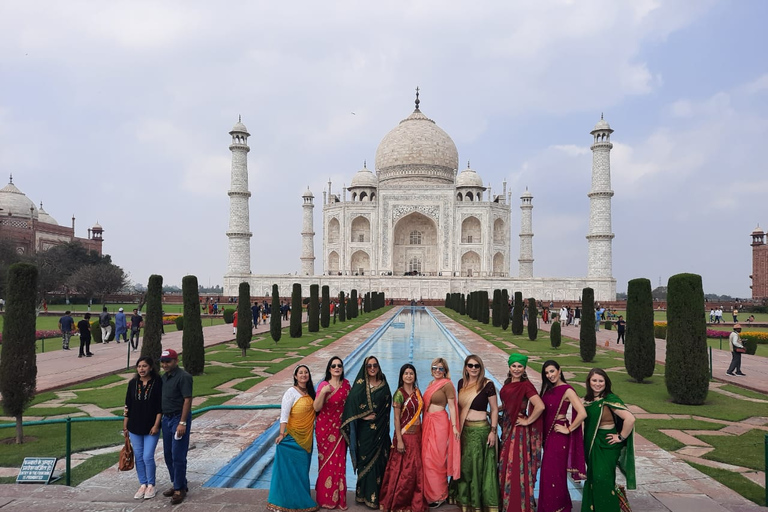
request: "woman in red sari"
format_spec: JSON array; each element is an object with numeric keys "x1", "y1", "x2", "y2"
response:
[
  {"x1": 422, "y1": 357, "x2": 461, "y2": 508},
  {"x1": 314, "y1": 356, "x2": 351, "y2": 510},
  {"x1": 498, "y1": 353, "x2": 544, "y2": 512},
  {"x1": 537, "y1": 360, "x2": 587, "y2": 512},
  {"x1": 379, "y1": 364, "x2": 428, "y2": 512}
]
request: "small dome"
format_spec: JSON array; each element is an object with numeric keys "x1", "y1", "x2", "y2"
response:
[
  {"x1": 230, "y1": 116, "x2": 249, "y2": 135},
  {"x1": 591, "y1": 114, "x2": 612, "y2": 133},
  {"x1": 521, "y1": 187, "x2": 532, "y2": 198},
  {"x1": 456, "y1": 164, "x2": 484, "y2": 188},
  {"x1": 752, "y1": 225, "x2": 764, "y2": 235},
  {"x1": 92, "y1": 222, "x2": 103, "y2": 230},
  {"x1": 0, "y1": 179, "x2": 38, "y2": 219},
  {"x1": 349, "y1": 164, "x2": 378, "y2": 188},
  {"x1": 302, "y1": 187, "x2": 314, "y2": 198},
  {"x1": 38, "y1": 202, "x2": 58, "y2": 225}
]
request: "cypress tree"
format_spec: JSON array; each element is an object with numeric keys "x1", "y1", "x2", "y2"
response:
[
  {"x1": 550, "y1": 320, "x2": 562, "y2": 348},
  {"x1": 290, "y1": 283, "x2": 302, "y2": 338},
  {"x1": 0, "y1": 263, "x2": 38, "y2": 443},
  {"x1": 234, "y1": 281, "x2": 253, "y2": 357},
  {"x1": 350, "y1": 289, "x2": 358, "y2": 318},
  {"x1": 346, "y1": 293, "x2": 353, "y2": 319},
  {"x1": 665, "y1": 273, "x2": 709, "y2": 405},
  {"x1": 321, "y1": 285, "x2": 330, "y2": 328},
  {"x1": 445, "y1": 293, "x2": 450, "y2": 308},
  {"x1": 492, "y1": 289, "x2": 502, "y2": 327},
  {"x1": 364, "y1": 292, "x2": 371, "y2": 313},
  {"x1": 459, "y1": 293, "x2": 466, "y2": 315},
  {"x1": 270, "y1": 284, "x2": 281, "y2": 342},
  {"x1": 339, "y1": 291, "x2": 346, "y2": 322},
  {"x1": 512, "y1": 291, "x2": 524, "y2": 335},
  {"x1": 625, "y1": 278, "x2": 655, "y2": 383},
  {"x1": 182, "y1": 275, "x2": 206, "y2": 374},
  {"x1": 481, "y1": 291, "x2": 490, "y2": 324},
  {"x1": 141, "y1": 274, "x2": 164, "y2": 364},
  {"x1": 308, "y1": 284, "x2": 320, "y2": 332},
  {"x1": 501, "y1": 289, "x2": 510, "y2": 330},
  {"x1": 580, "y1": 287, "x2": 596, "y2": 362},
  {"x1": 527, "y1": 298, "x2": 538, "y2": 340}
]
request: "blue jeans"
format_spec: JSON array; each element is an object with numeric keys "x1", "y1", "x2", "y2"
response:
[
  {"x1": 128, "y1": 432, "x2": 160, "y2": 485},
  {"x1": 161, "y1": 414, "x2": 191, "y2": 490}
]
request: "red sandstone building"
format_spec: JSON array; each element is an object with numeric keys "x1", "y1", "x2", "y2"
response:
[
  {"x1": 0, "y1": 176, "x2": 103, "y2": 256},
  {"x1": 751, "y1": 225, "x2": 767, "y2": 299}
]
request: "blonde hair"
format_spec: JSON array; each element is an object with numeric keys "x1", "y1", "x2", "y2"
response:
[
  {"x1": 462, "y1": 354, "x2": 489, "y2": 393},
  {"x1": 431, "y1": 357, "x2": 450, "y2": 378}
]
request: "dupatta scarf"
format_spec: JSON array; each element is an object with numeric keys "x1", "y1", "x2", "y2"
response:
[
  {"x1": 583, "y1": 392, "x2": 635, "y2": 489},
  {"x1": 422, "y1": 379, "x2": 461, "y2": 503},
  {"x1": 315, "y1": 379, "x2": 351, "y2": 509}
]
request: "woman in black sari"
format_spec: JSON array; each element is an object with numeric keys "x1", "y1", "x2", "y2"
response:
[{"x1": 341, "y1": 355, "x2": 392, "y2": 509}]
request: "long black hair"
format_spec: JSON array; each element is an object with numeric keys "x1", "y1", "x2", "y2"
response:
[
  {"x1": 539, "y1": 359, "x2": 567, "y2": 396},
  {"x1": 323, "y1": 356, "x2": 345, "y2": 383},
  {"x1": 397, "y1": 363, "x2": 418, "y2": 390},
  {"x1": 584, "y1": 367, "x2": 612, "y2": 402},
  {"x1": 294, "y1": 364, "x2": 316, "y2": 399},
  {"x1": 132, "y1": 356, "x2": 159, "y2": 381}
]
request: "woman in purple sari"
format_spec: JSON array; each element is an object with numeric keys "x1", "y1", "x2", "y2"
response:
[{"x1": 537, "y1": 360, "x2": 587, "y2": 512}]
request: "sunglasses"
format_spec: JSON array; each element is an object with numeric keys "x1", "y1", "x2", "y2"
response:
[
  {"x1": 431, "y1": 366, "x2": 445, "y2": 372},
  {"x1": 367, "y1": 363, "x2": 379, "y2": 369},
  {"x1": 466, "y1": 363, "x2": 481, "y2": 369},
  {"x1": 330, "y1": 363, "x2": 343, "y2": 369}
]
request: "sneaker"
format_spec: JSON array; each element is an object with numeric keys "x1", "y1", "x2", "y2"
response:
[
  {"x1": 170, "y1": 489, "x2": 186, "y2": 505},
  {"x1": 735, "y1": 372, "x2": 746, "y2": 376},
  {"x1": 144, "y1": 485, "x2": 156, "y2": 499},
  {"x1": 78, "y1": 354, "x2": 83, "y2": 358},
  {"x1": 86, "y1": 354, "x2": 93, "y2": 357},
  {"x1": 726, "y1": 372, "x2": 735, "y2": 376},
  {"x1": 134, "y1": 485, "x2": 146, "y2": 499}
]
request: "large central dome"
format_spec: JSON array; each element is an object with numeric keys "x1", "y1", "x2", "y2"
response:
[{"x1": 374, "y1": 94, "x2": 459, "y2": 185}]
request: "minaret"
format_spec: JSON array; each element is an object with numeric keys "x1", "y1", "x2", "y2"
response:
[
  {"x1": 301, "y1": 187, "x2": 316, "y2": 275},
  {"x1": 518, "y1": 188, "x2": 534, "y2": 278},
  {"x1": 587, "y1": 114, "x2": 615, "y2": 278},
  {"x1": 226, "y1": 117, "x2": 252, "y2": 276}
]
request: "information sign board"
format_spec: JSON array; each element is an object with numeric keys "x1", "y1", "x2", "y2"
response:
[{"x1": 16, "y1": 457, "x2": 57, "y2": 484}]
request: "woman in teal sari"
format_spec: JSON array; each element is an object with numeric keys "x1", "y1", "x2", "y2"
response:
[
  {"x1": 341, "y1": 356, "x2": 392, "y2": 509},
  {"x1": 581, "y1": 368, "x2": 636, "y2": 512}
]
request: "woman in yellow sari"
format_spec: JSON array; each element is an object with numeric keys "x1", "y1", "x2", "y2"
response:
[{"x1": 267, "y1": 364, "x2": 319, "y2": 512}]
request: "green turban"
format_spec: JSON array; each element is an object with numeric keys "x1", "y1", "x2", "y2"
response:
[{"x1": 508, "y1": 353, "x2": 528, "y2": 367}]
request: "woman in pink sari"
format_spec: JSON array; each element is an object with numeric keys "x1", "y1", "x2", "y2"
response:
[
  {"x1": 422, "y1": 357, "x2": 461, "y2": 508},
  {"x1": 314, "y1": 356, "x2": 351, "y2": 510},
  {"x1": 538, "y1": 360, "x2": 587, "y2": 512}
]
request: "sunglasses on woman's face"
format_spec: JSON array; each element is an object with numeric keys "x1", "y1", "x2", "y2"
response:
[
  {"x1": 330, "y1": 363, "x2": 343, "y2": 369},
  {"x1": 431, "y1": 366, "x2": 445, "y2": 372},
  {"x1": 367, "y1": 363, "x2": 379, "y2": 369},
  {"x1": 466, "y1": 363, "x2": 481, "y2": 369}
]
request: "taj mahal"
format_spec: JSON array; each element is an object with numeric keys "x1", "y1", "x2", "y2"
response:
[{"x1": 223, "y1": 91, "x2": 617, "y2": 301}]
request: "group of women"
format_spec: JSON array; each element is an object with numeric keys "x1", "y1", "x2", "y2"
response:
[{"x1": 266, "y1": 353, "x2": 636, "y2": 512}]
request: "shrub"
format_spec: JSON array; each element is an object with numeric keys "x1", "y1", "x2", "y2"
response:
[
  {"x1": 174, "y1": 316, "x2": 184, "y2": 330},
  {"x1": 308, "y1": 284, "x2": 320, "y2": 333},
  {"x1": 527, "y1": 298, "x2": 538, "y2": 340},
  {"x1": 181, "y1": 275, "x2": 205, "y2": 374},
  {"x1": 459, "y1": 293, "x2": 466, "y2": 315},
  {"x1": 501, "y1": 289, "x2": 510, "y2": 330},
  {"x1": 350, "y1": 289, "x2": 358, "y2": 319},
  {"x1": 492, "y1": 289, "x2": 502, "y2": 327},
  {"x1": 665, "y1": 273, "x2": 709, "y2": 405},
  {"x1": 339, "y1": 291, "x2": 346, "y2": 322},
  {"x1": 653, "y1": 323, "x2": 667, "y2": 340},
  {"x1": 604, "y1": 320, "x2": 613, "y2": 330},
  {"x1": 222, "y1": 309, "x2": 235, "y2": 324},
  {"x1": 270, "y1": 284, "x2": 281, "y2": 342},
  {"x1": 512, "y1": 292, "x2": 524, "y2": 335},
  {"x1": 625, "y1": 278, "x2": 655, "y2": 383},
  {"x1": 580, "y1": 287, "x2": 596, "y2": 362},
  {"x1": 141, "y1": 275, "x2": 163, "y2": 364},
  {"x1": 236, "y1": 281, "x2": 253, "y2": 357},
  {"x1": 480, "y1": 291, "x2": 490, "y2": 324},
  {"x1": 321, "y1": 285, "x2": 330, "y2": 328},
  {"x1": 290, "y1": 283, "x2": 302, "y2": 338},
  {"x1": 550, "y1": 320, "x2": 561, "y2": 348}
]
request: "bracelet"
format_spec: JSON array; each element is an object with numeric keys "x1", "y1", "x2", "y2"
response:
[{"x1": 179, "y1": 421, "x2": 187, "y2": 426}]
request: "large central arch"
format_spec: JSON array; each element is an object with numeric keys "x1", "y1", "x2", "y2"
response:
[{"x1": 392, "y1": 212, "x2": 438, "y2": 275}]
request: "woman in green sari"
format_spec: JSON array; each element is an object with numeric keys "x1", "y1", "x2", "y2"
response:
[
  {"x1": 581, "y1": 368, "x2": 636, "y2": 512},
  {"x1": 341, "y1": 356, "x2": 392, "y2": 509}
]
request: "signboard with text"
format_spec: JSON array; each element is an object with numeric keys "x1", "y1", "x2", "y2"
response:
[{"x1": 16, "y1": 457, "x2": 57, "y2": 484}]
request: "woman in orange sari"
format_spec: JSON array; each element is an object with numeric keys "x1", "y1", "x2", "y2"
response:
[
  {"x1": 422, "y1": 357, "x2": 461, "y2": 508},
  {"x1": 380, "y1": 364, "x2": 428, "y2": 512},
  {"x1": 314, "y1": 356, "x2": 351, "y2": 510}
]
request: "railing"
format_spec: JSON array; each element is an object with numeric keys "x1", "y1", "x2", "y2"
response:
[{"x1": 0, "y1": 404, "x2": 280, "y2": 486}]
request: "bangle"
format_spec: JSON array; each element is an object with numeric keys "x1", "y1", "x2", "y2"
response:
[
  {"x1": 617, "y1": 434, "x2": 624, "y2": 441},
  {"x1": 179, "y1": 421, "x2": 187, "y2": 426}
]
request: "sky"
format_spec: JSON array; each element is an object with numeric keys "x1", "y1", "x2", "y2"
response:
[{"x1": 1, "y1": 0, "x2": 766, "y2": 296}]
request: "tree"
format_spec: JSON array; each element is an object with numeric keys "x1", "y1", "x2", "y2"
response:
[
  {"x1": 339, "y1": 291, "x2": 346, "y2": 322},
  {"x1": 0, "y1": 263, "x2": 38, "y2": 443},
  {"x1": 33, "y1": 241, "x2": 111, "y2": 303},
  {"x1": 445, "y1": 293, "x2": 450, "y2": 308},
  {"x1": 665, "y1": 273, "x2": 709, "y2": 405},
  {"x1": 364, "y1": 292, "x2": 371, "y2": 313},
  {"x1": 290, "y1": 284, "x2": 303, "y2": 338},
  {"x1": 550, "y1": 320, "x2": 562, "y2": 348},
  {"x1": 580, "y1": 287, "x2": 596, "y2": 362},
  {"x1": 321, "y1": 285, "x2": 330, "y2": 328},
  {"x1": 527, "y1": 298, "x2": 538, "y2": 340},
  {"x1": 270, "y1": 284, "x2": 282, "y2": 342},
  {"x1": 625, "y1": 278, "x2": 655, "y2": 383},
  {"x1": 182, "y1": 275, "x2": 205, "y2": 374},
  {"x1": 308, "y1": 284, "x2": 320, "y2": 333},
  {"x1": 492, "y1": 289, "x2": 502, "y2": 327},
  {"x1": 236, "y1": 282, "x2": 253, "y2": 357},
  {"x1": 141, "y1": 275, "x2": 164, "y2": 363},
  {"x1": 512, "y1": 291, "x2": 524, "y2": 335},
  {"x1": 350, "y1": 289, "x2": 358, "y2": 318},
  {"x1": 480, "y1": 291, "x2": 490, "y2": 324},
  {"x1": 501, "y1": 289, "x2": 510, "y2": 330},
  {"x1": 459, "y1": 293, "x2": 466, "y2": 315}
]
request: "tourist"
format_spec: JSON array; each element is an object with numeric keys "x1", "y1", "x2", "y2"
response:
[
  {"x1": 59, "y1": 310, "x2": 74, "y2": 351},
  {"x1": 616, "y1": 315, "x2": 626, "y2": 344},
  {"x1": 159, "y1": 349, "x2": 194, "y2": 505},
  {"x1": 747, "y1": 314, "x2": 755, "y2": 323},
  {"x1": 594, "y1": 308, "x2": 601, "y2": 332},
  {"x1": 709, "y1": 308, "x2": 715, "y2": 323},
  {"x1": 574, "y1": 306, "x2": 581, "y2": 327},
  {"x1": 99, "y1": 306, "x2": 112, "y2": 342},
  {"x1": 542, "y1": 307, "x2": 549, "y2": 324},
  {"x1": 498, "y1": 353, "x2": 544, "y2": 512},
  {"x1": 560, "y1": 306, "x2": 568, "y2": 327},
  {"x1": 380, "y1": 364, "x2": 428, "y2": 512},
  {"x1": 421, "y1": 357, "x2": 460, "y2": 508},
  {"x1": 267, "y1": 364, "x2": 319, "y2": 512},
  {"x1": 115, "y1": 307, "x2": 128, "y2": 343},
  {"x1": 581, "y1": 368, "x2": 636, "y2": 512},
  {"x1": 77, "y1": 313, "x2": 93, "y2": 358},
  {"x1": 123, "y1": 356, "x2": 163, "y2": 500},
  {"x1": 726, "y1": 324, "x2": 746, "y2": 377},
  {"x1": 732, "y1": 306, "x2": 739, "y2": 323},
  {"x1": 537, "y1": 361, "x2": 587, "y2": 512},
  {"x1": 130, "y1": 308, "x2": 143, "y2": 351},
  {"x1": 715, "y1": 307, "x2": 723, "y2": 324},
  {"x1": 341, "y1": 356, "x2": 391, "y2": 509},
  {"x1": 252, "y1": 302, "x2": 260, "y2": 327},
  {"x1": 448, "y1": 355, "x2": 499, "y2": 512},
  {"x1": 314, "y1": 356, "x2": 351, "y2": 510},
  {"x1": 232, "y1": 309, "x2": 238, "y2": 335}
]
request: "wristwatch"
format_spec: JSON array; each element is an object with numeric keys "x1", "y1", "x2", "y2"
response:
[
  {"x1": 617, "y1": 434, "x2": 624, "y2": 441},
  {"x1": 179, "y1": 421, "x2": 187, "y2": 426}
]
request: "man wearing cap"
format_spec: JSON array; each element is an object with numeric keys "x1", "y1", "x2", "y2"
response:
[
  {"x1": 130, "y1": 308, "x2": 143, "y2": 351},
  {"x1": 726, "y1": 324, "x2": 746, "y2": 377},
  {"x1": 159, "y1": 349, "x2": 193, "y2": 505},
  {"x1": 115, "y1": 307, "x2": 128, "y2": 343}
]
